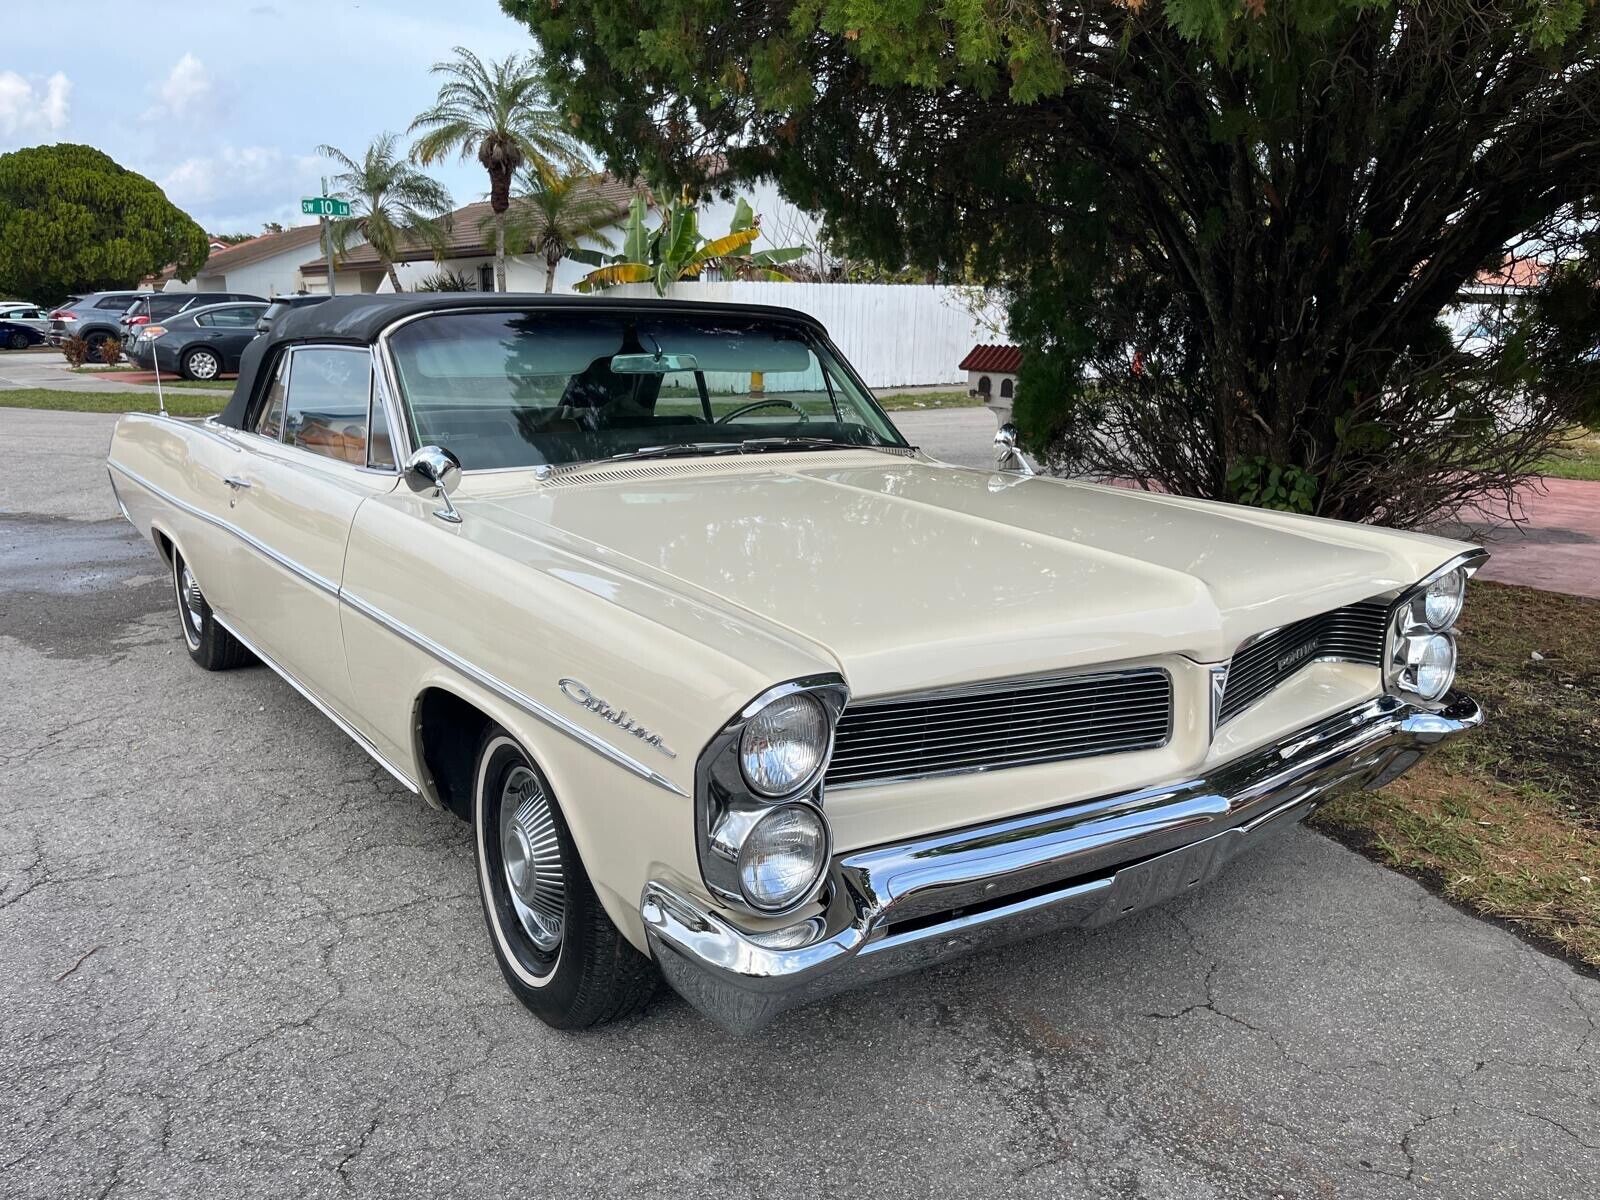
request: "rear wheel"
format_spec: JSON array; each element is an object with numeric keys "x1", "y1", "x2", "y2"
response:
[
  {"x1": 171, "y1": 549, "x2": 251, "y2": 670},
  {"x1": 471, "y1": 729, "x2": 658, "y2": 1029},
  {"x1": 181, "y1": 347, "x2": 221, "y2": 381}
]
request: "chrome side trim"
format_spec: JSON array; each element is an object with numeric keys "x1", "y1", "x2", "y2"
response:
[
  {"x1": 210, "y1": 611, "x2": 420, "y2": 794},
  {"x1": 109, "y1": 461, "x2": 339, "y2": 597},
  {"x1": 114, "y1": 458, "x2": 687, "y2": 796},
  {"x1": 339, "y1": 589, "x2": 690, "y2": 797}
]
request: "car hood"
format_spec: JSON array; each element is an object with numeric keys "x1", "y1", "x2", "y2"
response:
[{"x1": 463, "y1": 452, "x2": 1470, "y2": 698}]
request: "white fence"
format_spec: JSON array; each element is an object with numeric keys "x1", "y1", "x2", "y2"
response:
[{"x1": 610, "y1": 281, "x2": 1006, "y2": 389}]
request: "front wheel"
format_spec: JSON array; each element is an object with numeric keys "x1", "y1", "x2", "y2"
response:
[
  {"x1": 471, "y1": 729, "x2": 658, "y2": 1028},
  {"x1": 7, "y1": 331, "x2": 28, "y2": 351},
  {"x1": 171, "y1": 549, "x2": 251, "y2": 670}
]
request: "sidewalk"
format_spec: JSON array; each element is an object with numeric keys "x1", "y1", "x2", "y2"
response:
[
  {"x1": 1471, "y1": 476, "x2": 1600, "y2": 599},
  {"x1": 0, "y1": 353, "x2": 229, "y2": 397}
]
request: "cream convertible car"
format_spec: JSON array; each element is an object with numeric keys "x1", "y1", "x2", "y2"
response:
[{"x1": 107, "y1": 295, "x2": 1485, "y2": 1032}]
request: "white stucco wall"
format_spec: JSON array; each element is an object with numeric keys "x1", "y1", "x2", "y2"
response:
[{"x1": 968, "y1": 369, "x2": 1017, "y2": 397}]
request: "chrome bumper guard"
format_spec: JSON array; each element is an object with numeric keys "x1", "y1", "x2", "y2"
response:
[{"x1": 642, "y1": 693, "x2": 1482, "y2": 1033}]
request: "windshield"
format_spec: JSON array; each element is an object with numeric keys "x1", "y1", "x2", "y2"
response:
[{"x1": 385, "y1": 310, "x2": 908, "y2": 469}]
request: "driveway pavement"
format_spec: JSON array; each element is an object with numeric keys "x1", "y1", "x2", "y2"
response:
[
  {"x1": 1469, "y1": 477, "x2": 1600, "y2": 600},
  {"x1": 0, "y1": 350, "x2": 227, "y2": 397},
  {"x1": 3, "y1": 407, "x2": 1599, "y2": 1199}
]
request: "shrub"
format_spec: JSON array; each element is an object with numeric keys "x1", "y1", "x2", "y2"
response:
[
  {"x1": 99, "y1": 337, "x2": 124, "y2": 367},
  {"x1": 61, "y1": 335, "x2": 88, "y2": 367},
  {"x1": 413, "y1": 268, "x2": 476, "y2": 292}
]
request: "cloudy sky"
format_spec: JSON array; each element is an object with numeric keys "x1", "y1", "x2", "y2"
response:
[{"x1": 1, "y1": 0, "x2": 543, "y2": 234}]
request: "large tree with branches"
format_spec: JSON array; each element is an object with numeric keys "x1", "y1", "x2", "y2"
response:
[{"x1": 509, "y1": 0, "x2": 1600, "y2": 525}]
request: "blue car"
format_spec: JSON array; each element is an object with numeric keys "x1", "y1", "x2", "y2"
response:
[{"x1": 0, "y1": 320, "x2": 46, "y2": 350}]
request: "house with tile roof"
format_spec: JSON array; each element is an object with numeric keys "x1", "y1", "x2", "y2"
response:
[
  {"x1": 162, "y1": 224, "x2": 340, "y2": 298},
  {"x1": 299, "y1": 176, "x2": 642, "y2": 295}
]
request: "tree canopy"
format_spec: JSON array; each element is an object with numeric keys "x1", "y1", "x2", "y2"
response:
[
  {"x1": 510, "y1": 0, "x2": 1600, "y2": 525},
  {"x1": 0, "y1": 144, "x2": 209, "y2": 302}
]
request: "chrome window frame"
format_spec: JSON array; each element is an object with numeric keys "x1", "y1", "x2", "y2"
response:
[
  {"x1": 239, "y1": 343, "x2": 408, "y2": 477},
  {"x1": 372, "y1": 306, "x2": 910, "y2": 475}
]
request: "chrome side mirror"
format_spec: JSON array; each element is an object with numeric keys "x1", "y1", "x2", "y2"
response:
[
  {"x1": 993, "y1": 423, "x2": 1034, "y2": 476},
  {"x1": 405, "y1": 445, "x2": 463, "y2": 524}
]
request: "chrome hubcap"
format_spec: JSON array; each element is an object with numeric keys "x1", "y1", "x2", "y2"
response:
[
  {"x1": 178, "y1": 563, "x2": 203, "y2": 643},
  {"x1": 498, "y1": 765, "x2": 564, "y2": 952},
  {"x1": 192, "y1": 353, "x2": 218, "y2": 378}
]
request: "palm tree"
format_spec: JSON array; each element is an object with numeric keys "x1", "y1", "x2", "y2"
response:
[
  {"x1": 409, "y1": 46, "x2": 582, "y2": 292},
  {"x1": 316, "y1": 133, "x2": 453, "y2": 293},
  {"x1": 500, "y1": 168, "x2": 626, "y2": 293}
]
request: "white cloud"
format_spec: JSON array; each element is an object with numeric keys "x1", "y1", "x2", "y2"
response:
[
  {"x1": 143, "y1": 54, "x2": 212, "y2": 120},
  {"x1": 0, "y1": 70, "x2": 71, "y2": 138},
  {"x1": 157, "y1": 144, "x2": 323, "y2": 230}
]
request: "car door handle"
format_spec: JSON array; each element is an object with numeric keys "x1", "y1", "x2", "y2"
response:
[{"x1": 224, "y1": 475, "x2": 252, "y2": 490}]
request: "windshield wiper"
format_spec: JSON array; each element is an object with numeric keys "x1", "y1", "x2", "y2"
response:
[
  {"x1": 737, "y1": 436, "x2": 860, "y2": 453},
  {"x1": 609, "y1": 442, "x2": 743, "y2": 462}
]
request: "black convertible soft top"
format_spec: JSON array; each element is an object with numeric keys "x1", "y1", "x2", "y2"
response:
[{"x1": 215, "y1": 293, "x2": 828, "y2": 429}]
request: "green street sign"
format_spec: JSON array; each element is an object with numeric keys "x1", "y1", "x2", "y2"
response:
[{"x1": 301, "y1": 196, "x2": 352, "y2": 218}]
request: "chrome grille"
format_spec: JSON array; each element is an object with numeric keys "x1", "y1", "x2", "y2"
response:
[
  {"x1": 825, "y1": 668, "x2": 1173, "y2": 789},
  {"x1": 1217, "y1": 600, "x2": 1389, "y2": 724}
]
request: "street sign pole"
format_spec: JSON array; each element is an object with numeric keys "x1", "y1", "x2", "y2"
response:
[{"x1": 319, "y1": 176, "x2": 337, "y2": 297}]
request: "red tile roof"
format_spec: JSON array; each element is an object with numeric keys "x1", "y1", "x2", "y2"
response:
[
  {"x1": 959, "y1": 344, "x2": 1022, "y2": 373},
  {"x1": 199, "y1": 224, "x2": 327, "y2": 274}
]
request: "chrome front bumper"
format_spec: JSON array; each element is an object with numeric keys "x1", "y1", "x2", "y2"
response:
[{"x1": 642, "y1": 693, "x2": 1482, "y2": 1033}]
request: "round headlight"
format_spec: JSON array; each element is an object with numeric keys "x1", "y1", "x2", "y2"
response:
[
  {"x1": 1421, "y1": 568, "x2": 1467, "y2": 630},
  {"x1": 737, "y1": 804, "x2": 828, "y2": 911},
  {"x1": 1402, "y1": 633, "x2": 1457, "y2": 700},
  {"x1": 739, "y1": 693, "x2": 829, "y2": 796}
]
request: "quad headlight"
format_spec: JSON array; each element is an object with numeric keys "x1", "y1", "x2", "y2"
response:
[
  {"x1": 736, "y1": 804, "x2": 830, "y2": 911},
  {"x1": 697, "y1": 678, "x2": 848, "y2": 917},
  {"x1": 740, "y1": 693, "x2": 829, "y2": 796},
  {"x1": 1385, "y1": 559, "x2": 1480, "y2": 704},
  {"x1": 1420, "y1": 568, "x2": 1466, "y2": 630}
]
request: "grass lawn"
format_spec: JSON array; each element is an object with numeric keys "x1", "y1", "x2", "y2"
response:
[
  {"x1": 1312, "y1": 581, "x2": 1600, "y2": 967},
  {"x1": 876, "y1": 390, "x2": 984, "y2": 412},
  {"x1": 1535, "y1": 427, "x2": 1600, "y2": 482},
  {"x1": 0, "y1": 389, "x2": 224, "y2": 417}
]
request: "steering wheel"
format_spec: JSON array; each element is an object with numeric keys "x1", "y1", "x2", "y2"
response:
[{"x1": 715, "y1": 398, "x2": 810, "y2": 424}]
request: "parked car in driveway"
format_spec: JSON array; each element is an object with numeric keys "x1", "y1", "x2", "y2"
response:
[
  {"x1": 119, "y1": 291, "x2": 264, "y2": 344},
  {"x1": 253, "y1": 293, "x2": 330, "y2": 335},
  {"x1": 0, "y1": 302, "x2": 50, "y2": 334},
  {"x1": 128, "y1": 302, "x2": 268, "y2": 380},
  {"x1": 105, "y1": 294, "x2": 1487, "y2": 1033},
  {"x1": 0, "y1": 319, "x2": 47, "y2": 350},
  {"x1": 49, "y1": 291, "x2": 151, "y2": 354}
]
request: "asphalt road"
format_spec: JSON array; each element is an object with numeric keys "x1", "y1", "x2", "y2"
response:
[{"x1": 3, "y1": 407, "x2": 1597, "y2": 1199}]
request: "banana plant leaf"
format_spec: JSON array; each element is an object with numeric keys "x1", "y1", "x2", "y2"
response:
[
  {"x1": 620, "y1": 195, "x2": 652, "y2": 265},
  {"x1": 693, "y1": 228, "x2": 761, "y2": 264},
  {"x1": 574, "y1": 261, "x2": 654, "y2": 292},
  {"x1": 750, "y1": 246, "x2": 808, "y2": 266}
]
